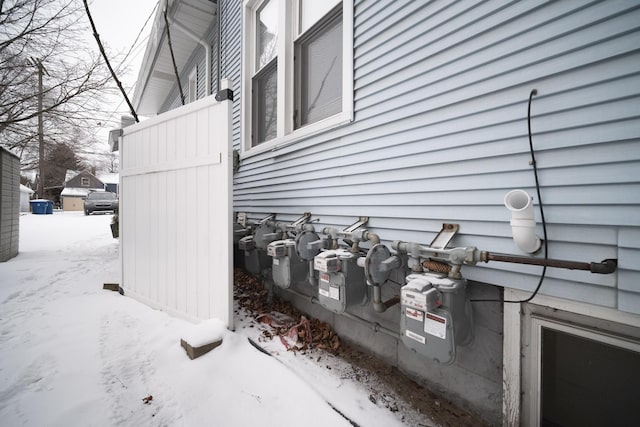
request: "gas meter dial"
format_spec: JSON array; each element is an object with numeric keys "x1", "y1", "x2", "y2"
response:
[
  {"x1": 295, "y1": 230, "x2": 321, "y2": 261},
  {"x1": 364, "y1": 243, "x2": 392, "y2": 286}
]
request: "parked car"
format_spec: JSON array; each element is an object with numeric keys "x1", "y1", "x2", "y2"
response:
[{"x1": 84, "y1": 191, "x2": 118, "y2": 215}]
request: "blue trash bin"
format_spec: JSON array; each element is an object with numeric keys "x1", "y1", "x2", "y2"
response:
[
  {"x1": 30, "y1": 199, "x2": 47, "y2": 214},
  {"x1": 30, "y1": 199, "x2": 53, "y2": 214}
]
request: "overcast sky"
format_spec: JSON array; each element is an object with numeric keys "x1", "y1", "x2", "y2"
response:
[{"x1": 82, "y1": 0, "x2": 159, "y2": 145}]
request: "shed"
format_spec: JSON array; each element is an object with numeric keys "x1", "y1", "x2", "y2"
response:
[{"x1": 0, "y1": 147, "x2": 20, "y2": 262}]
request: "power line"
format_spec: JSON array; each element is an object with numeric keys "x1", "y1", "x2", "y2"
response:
[
  {"x1": 115, "y1": 2, "x2": 158, "y2": 74},
  {"x1": 83, "y1": 0, "x2": 139, "y2": 122},
  {"x1": 93, "y1": 2, "x2": 158, "y2": 138}
]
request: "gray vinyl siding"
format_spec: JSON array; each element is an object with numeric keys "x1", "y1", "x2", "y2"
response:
[
  {"x1": 220, "y1": 0, "x2": 243, "y2": 151},
  {"x1": 232, "y1": 1, "x2": 640, "y2": 314}
]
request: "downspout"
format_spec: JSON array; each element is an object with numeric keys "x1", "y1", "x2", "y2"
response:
[{"x1": 162, "y1": 0, "x2": 212, "y2": 97}]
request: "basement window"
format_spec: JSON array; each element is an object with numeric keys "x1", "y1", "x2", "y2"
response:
[
  {"x1": 242, "y1": 0, "x2": 353, "y2": 154},
  {"x1": 525, "y1": 314, "x2": 640, "y2": 425}
]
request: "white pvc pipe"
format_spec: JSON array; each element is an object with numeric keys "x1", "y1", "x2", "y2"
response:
[{"x1": 504, "y1": 189, "x2": 542, "y2": 254}]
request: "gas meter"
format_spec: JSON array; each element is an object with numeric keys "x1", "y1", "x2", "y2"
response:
[
  {"x1": 238, "y1": 215, "x2": 276, "y2": 276},
  {"x1": 314, "y1": 249, "x2": 368, "y2": 313},
  {"x1": 400, "y1": 272, "x2": 472, "y2": 365},
  {"x1": 267, "y1": 239, "x2": 308, "y2": 289}
]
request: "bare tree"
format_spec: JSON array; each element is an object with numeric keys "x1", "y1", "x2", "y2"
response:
[
  {"x1": 101, "y1": 150, "x2": 119, "y2": 173},
  {"x1": 0, "y1": 0, "x2": 116, "y2": 173}
]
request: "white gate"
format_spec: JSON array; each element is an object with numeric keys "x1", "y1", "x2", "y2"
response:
[{"x1": 119, "y1": 94, "x2": 233, "y2": 328}]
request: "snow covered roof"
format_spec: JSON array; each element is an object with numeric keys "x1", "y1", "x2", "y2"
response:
[
  {"x1": 61, "y1": 187, "x2": 92, "y2": 197},
  {"x1": 97, "y1": 173, "x2": 119, "y2": 184}
]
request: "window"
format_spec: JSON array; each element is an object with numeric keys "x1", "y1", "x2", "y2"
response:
[
  {"x1": 253, "y1": 0, "x2": 278, "y2": 144},
  {"x1": 243, "y1": 0, "x2": 353, "y2": 154},
  {"x1": 81, "y1": 177, "x2": 90, "y2": 187},
  {"x1": 531, "y1": 317, "x2": 640, "y2": 426},
  {"x1": 295, "y1": 7, "x2": 342, "y2": 128},
  {"x1": 505, "y1": 293, "x2": 640, "y2": 426}
]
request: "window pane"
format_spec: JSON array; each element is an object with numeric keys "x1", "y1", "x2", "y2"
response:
[
  {"x1": 541, "y1": 328, "x2": 640, "y2": 426},
  {"x1": 256, "y1": 0, "x2": 278, "y2": 70},
  {"x1": 297, "y1": 13, "x2": 342, "y2": 127},
  {"x1": 253, "y1": 62, "x2": 277, "y2": 145},
  {"x1": 299, "y1": 0, "x2": 341, "y2": 34}
]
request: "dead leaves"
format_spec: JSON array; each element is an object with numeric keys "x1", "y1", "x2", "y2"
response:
[{"x1": 234, "y1": 269, "x2": 341, "y2": 353}]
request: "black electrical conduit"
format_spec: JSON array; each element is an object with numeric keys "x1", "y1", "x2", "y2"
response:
[
  {"x1": 163, "y1": 6, "x2": 186, "y2": 106},
  {"x1": 471, "y1": 89, "x2": 547, "y2": 304},
  {"x1": 83, "y1": 0, "x2": 139, "y2": 123}
]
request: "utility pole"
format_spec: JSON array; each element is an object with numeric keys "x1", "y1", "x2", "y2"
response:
[{"x1": 36, "y1": 58, "x2": 45, "y2": 199}]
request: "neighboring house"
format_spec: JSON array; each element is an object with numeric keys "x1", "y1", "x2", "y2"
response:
[
  {"x1": 19, "y1": 184, "x2": 34, "y2": 212},
  {"x1": 61, "y1": 171, "x2": 105, "y2": 211},
  {"x1": 0, "y1": 147, "x2": 20, "y2": 262},
  {"x1": 97, "y1": 173, "x2": 119, "y2": 195},
  {"x1": 126, "y1": 1, "x2": 640, "y2": 425}
]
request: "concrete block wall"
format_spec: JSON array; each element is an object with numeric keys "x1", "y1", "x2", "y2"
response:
[{"x1": 276, "y1": 276, "x2": 503, "y2": 424}]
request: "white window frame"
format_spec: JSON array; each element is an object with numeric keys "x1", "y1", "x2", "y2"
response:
[
  {"x1": 527, "y1": 316, "x2": 640, "y2": 426},
  {"x1": 503, "y1": 289, "x2": 640, "y2": 426},
  {"x1": 80, "y1": 177, "x2": 90, "y2": 187},
  {"x1": 241, "y1": 0, "x2": 353, "y2": 157}
]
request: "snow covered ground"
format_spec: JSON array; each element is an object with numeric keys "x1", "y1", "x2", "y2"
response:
[{"x1": 0, "y1": 212, "x2": 433, "y2": 426}]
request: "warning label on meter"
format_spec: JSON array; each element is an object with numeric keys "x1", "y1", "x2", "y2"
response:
[
  {"x1": 329, "y1": 284, "x2": 340, "y2": 300},
  {"x1": 424, "y1": 312, "x2": 447, "y2": 339},
  {"x1": 405, "y1": 307, "x2": 424, "y2": 322}
]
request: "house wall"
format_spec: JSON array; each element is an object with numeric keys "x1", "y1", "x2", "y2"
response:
[
  {"x1": 0, "y1": 148, "x2": 20, "y2": 262},
  {"x1": 230, "y1": 0, "x2": 640, "y2": 313},
  {"x1": 219, "y1": 0, "x2": 242, "y2": 149},
  {"x1": 160, "y1": 0, "x2": 640, "y2": 423},
  {"x1": 65, "y1": 172, "x2": 104, "y2": 190}
]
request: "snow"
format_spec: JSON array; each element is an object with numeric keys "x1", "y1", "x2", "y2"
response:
[
  {"x1": 181, "y1": 319, "x2": 225, "y2": 348},
  {"x1": 0, "y1": 212, "x2": 418, "y2": 426},
  {"x1": 60, "y1": 187, "x2": 92, "y2": 197}
]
